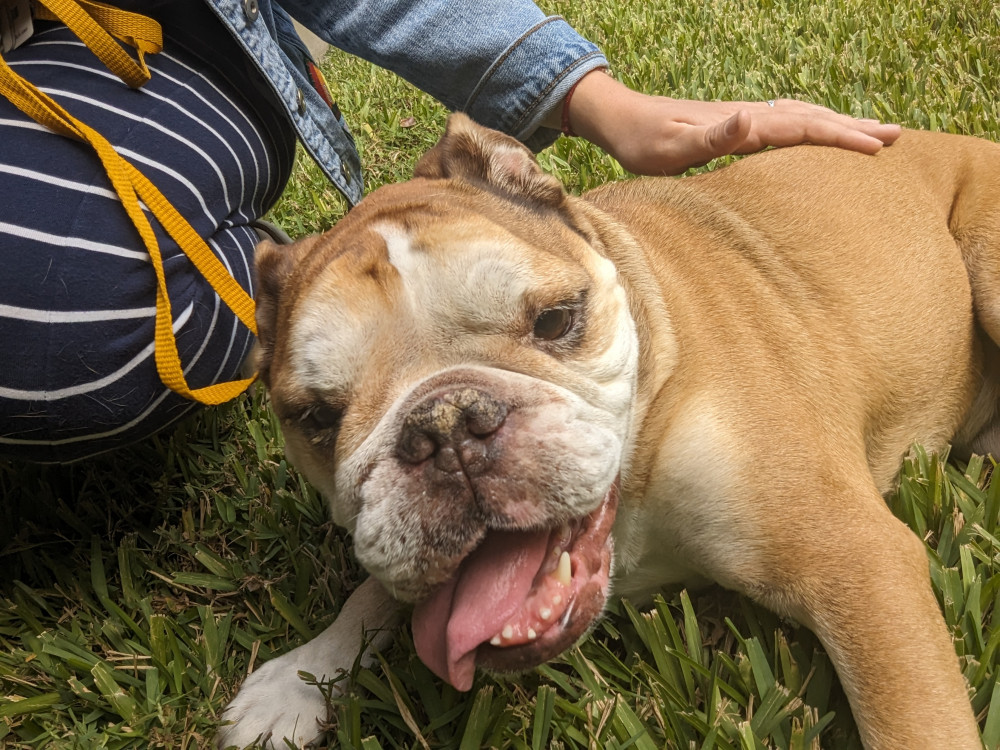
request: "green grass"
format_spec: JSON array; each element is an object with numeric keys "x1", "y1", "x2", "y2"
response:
[{"x1": 2, "y1": 0, "x2": 999, "y2": 747}]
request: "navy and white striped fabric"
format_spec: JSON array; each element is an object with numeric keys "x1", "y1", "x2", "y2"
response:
[{"x1": 0, "y1": 20, "x2": 296, "y2": 462}]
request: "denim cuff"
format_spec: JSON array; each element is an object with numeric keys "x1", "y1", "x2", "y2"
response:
[{"x1": 464, "y1": 16, "x2": 608, "y2": 150}]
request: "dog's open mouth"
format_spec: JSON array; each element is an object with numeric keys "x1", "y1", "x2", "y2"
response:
[{"x1": 411, "y1": 481, "x2": 619, "y2": 690}]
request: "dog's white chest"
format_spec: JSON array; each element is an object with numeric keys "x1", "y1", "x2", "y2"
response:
[{"x1": 611, "y1": 395, "x2": 759, "y2": 600}]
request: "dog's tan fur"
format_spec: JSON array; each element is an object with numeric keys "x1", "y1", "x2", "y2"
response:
[{"x1": 223, "y1": 117, "x2": 998, "y2": 749}]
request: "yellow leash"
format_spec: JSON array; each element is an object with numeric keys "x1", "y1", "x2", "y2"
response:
[{"x1": 0, "y1": 0, "x2": 257, "y2": 405}]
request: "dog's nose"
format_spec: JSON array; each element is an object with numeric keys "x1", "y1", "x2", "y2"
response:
[{"x1": 396, "y1": 387, "x2": 508, "y2": 473}]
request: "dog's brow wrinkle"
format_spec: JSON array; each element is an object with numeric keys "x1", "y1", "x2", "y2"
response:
[{"x1": 375, "y1": 223, "x2": 417, "y2": 276}]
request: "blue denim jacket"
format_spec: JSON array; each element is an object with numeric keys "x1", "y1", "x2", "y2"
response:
[{"x1": 204, "y1": 0, "x2": 608, "y2": 205}]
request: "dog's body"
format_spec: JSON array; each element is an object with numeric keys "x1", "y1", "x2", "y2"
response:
[{"x1": 218, "y1": 116, "x2": 998, "y2": 749}]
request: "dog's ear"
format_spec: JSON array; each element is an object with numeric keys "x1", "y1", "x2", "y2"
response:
[
  {"x1": 414, "y1": 112, "x2": 565, "y2": 207},
  {"x1": 254, "y1": 235, "x2": 320, "y2": 385}
]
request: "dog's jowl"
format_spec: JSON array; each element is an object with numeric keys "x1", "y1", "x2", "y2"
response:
[{"x1": 218, "y1": 114, "x2": 998, "y2": 749}]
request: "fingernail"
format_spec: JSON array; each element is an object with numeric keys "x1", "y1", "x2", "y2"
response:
[{"x1": 724, "y1": 113, "x2": 740, "y2": 137}]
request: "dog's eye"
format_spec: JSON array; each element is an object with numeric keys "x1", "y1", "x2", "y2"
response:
[
  {"x1": 533, "y1": 307, "x2": 574, "y2": 341},
  {"x1": 301, "y1": 403, "x2": 343, "y2": 434}
]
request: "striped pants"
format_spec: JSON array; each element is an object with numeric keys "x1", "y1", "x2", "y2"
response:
[{"x1": 0, "y1": 21, "x2": 296, "y2": 462}]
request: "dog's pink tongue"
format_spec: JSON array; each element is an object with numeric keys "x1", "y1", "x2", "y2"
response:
[{"x1": 412, "y1": 529, "x2": 549, "y2": 691}]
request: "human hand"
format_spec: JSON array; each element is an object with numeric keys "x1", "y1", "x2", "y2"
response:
[{"x1": 556, "y1": 70, "x2": 902, "y2": 176}]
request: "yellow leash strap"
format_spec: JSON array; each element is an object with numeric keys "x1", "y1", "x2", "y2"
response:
[
  {"x1": 32, "y1": 0, "x2": 162, "y2": 87},
  {"x1": 0, "y1": 0, "x2": 257, "y2": 404}
]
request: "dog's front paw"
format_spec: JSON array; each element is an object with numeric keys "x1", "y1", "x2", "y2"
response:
[
  {"x1": 216, "y1": 580, "x2": 402, "y2": 749},
  {"x1": 216, "y1": 651, "x2": 330, "y2": 749}
]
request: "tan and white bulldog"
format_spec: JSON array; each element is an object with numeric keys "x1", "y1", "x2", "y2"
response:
[{"x1": 218, "y1": 114, "x2": 998, "y2": 749}]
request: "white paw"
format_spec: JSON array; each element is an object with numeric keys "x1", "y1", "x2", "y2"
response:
[
  {"x1": 216, "y1": 650, "x2": 331, "y2": 749},
  {"x1": 216, "y1": 579, "x2": 402, "y2": 748}
]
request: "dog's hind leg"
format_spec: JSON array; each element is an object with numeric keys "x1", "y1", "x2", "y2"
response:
[{"x1": 946, "y1": 137, "x2": 1000, "y2": 460}]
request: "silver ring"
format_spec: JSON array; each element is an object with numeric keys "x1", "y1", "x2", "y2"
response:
[{"x1": 765, "y1": 99, "x2": 776, "y2": 107}]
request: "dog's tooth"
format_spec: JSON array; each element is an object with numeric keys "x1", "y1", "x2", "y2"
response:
[
  {"x1": 553, "y1": 594, "x2": 562, "y2": 606},
  {"x1": 527, "y1": 628, "x2": 537, "y2": 640},
  {"x1": 539, "y1": 607, "x2": 552, "y2": 621},
  {"x1": 502, "y1": 625, "x2": 514, "y2": 641},
  {"x1": 490, "y1": 635, "x2": 502, "y2": 646},
  {"x1": 556, "y1": 551, "x2": 571, "y2": 586}
]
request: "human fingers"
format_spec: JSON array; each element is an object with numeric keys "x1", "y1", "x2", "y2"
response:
[
  {"x1": 744, "y1": 99, "x2": 902, "y2": 149},
  {"x1": 732, "y1": 104, "x2": 902, "y2": 155}
]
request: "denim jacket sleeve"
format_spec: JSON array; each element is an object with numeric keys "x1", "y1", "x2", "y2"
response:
[
  {"x1": 285, "y1": 0, "x2": 608, "y2": 146},
  {"x1": 206, "y1": 0, "x2": 608, "y2": 206}
]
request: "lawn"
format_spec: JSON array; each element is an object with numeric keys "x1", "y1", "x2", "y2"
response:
[{"x1": 2, "y1": 0, "x2": 999, "y2": 748}]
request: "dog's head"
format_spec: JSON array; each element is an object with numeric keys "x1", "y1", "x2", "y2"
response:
[{"x1": 255, "y1": 114, "x2": 641, "y2": 690}]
